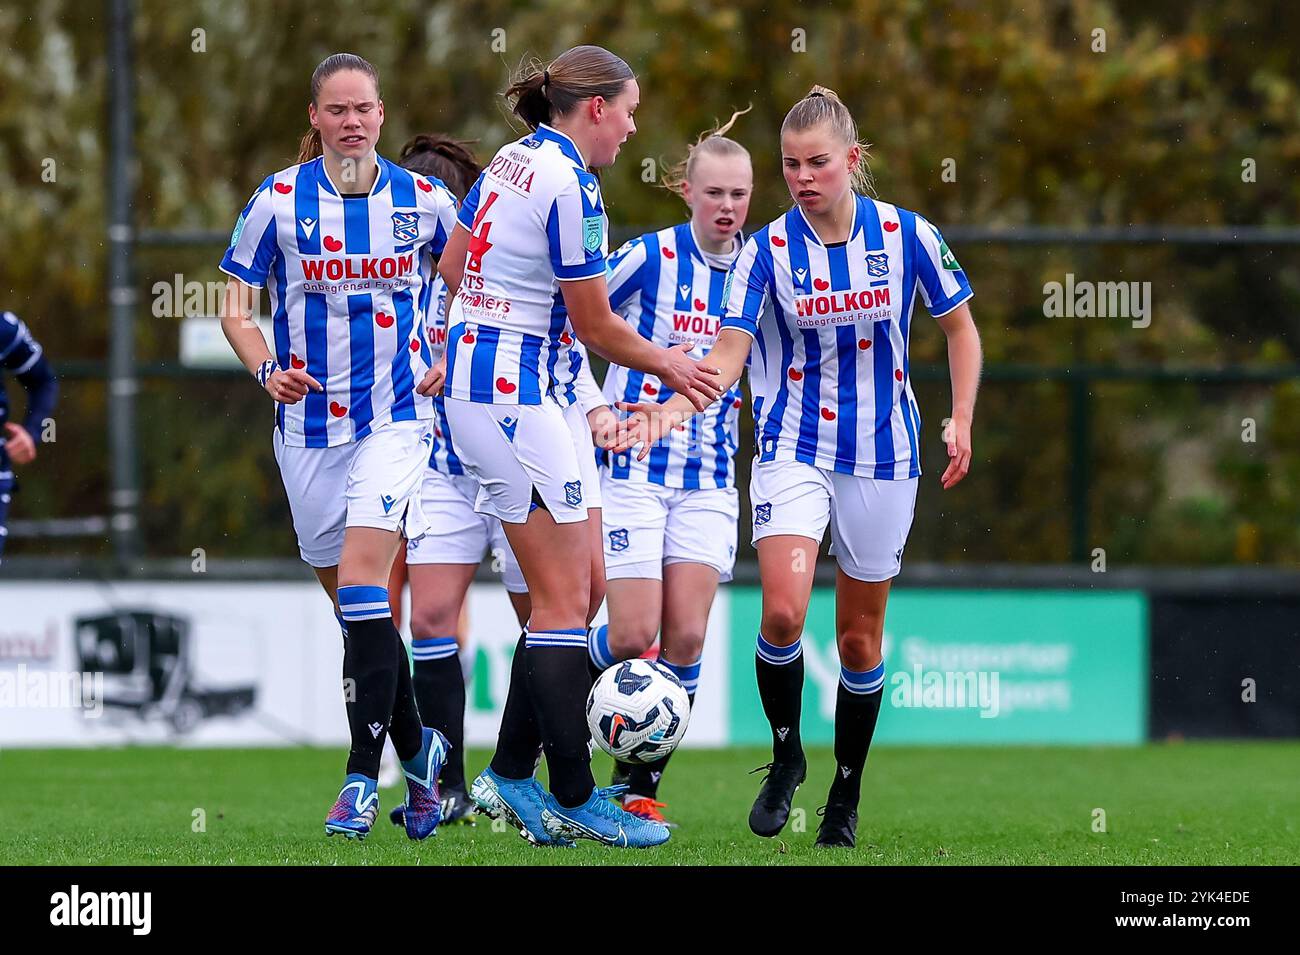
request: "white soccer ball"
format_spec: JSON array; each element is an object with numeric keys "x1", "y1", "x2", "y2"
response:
[{"x1": 586, "y1": 658, "x2": 691, "y2": 764}]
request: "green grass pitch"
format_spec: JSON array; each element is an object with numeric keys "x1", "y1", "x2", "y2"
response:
[{"x1": 1, "y1": 743, "x2": 1295, "y2": 865}]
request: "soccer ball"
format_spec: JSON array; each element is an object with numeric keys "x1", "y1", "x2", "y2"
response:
[{"x1": 586, "y1": 659, "x2": 691, "y2": 764}]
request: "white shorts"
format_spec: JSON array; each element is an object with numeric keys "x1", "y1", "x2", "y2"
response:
[
  {"x1": 441, "y1": 396, "x2": 601, "y2": 525},
  {"x1": 749, "y1": 459, "x2": 918, "y2": 582},
  {"x1": 273, "y1": 418, "x2": 432, "y2": 568},
  {"x1": 405, "y1": 469, "x2": 526, "y2": 593},
  {"x1": 600, "y1": 476, "x2": 738, "y2": 582}
]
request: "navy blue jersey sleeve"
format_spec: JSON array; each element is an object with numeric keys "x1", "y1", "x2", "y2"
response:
[{"x1": 0, "y1": 311, "x2": 58, "y2": 433}]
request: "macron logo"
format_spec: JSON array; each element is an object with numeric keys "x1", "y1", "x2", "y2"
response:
[
  {"x1": 776, "y1": 727, "x2": 789, "y2": 742},
  {"x1": 582, "y1": 181, "x2": 600, "y2": 206},
  {"x1": 299, "y1": 217, "x2": 317, "y2": 239},
  {"x1": 50, "y1": 885, "x2": 151, "y2": 936},
  {"x1": 381, "y1": 494, "x2": 396, "y2": 514},
  {"x1": 368, "y1": 721, "x2": 385, "y2": 738}
]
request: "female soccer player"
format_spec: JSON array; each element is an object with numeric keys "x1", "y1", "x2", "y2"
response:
[
  {"x1": 583, "y1": 112, "x2": 754, "y2": 825},
  {"x1": 219, "y1": 53, "x2": 459, "y2": 841},
  {"x1": 617, "y1": 86, "x2": 982, "y2": 848},
  {"x1": 0, "y1": 310, "x2": 58, "y2": 566},
  {"x1": 425, "y1": 45, "x2": 721, "y2": 848}
]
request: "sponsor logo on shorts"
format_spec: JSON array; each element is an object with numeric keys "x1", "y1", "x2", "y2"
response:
[
  {"x1": 608, "y1": 528, "x2": 629, "y2": 552},
  {"x1": 754, "y1": 502, "x2": 772, "y2": 526},
  {"x1": 381, "y1": 494, "x2": 397, "y2": 514},
  {"x1": 564, "y1": 480, "x2": 583, "y2": 507}
]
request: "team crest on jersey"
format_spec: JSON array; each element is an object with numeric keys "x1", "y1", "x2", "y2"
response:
[
  {"x1": 608, "y1": 528, "x2": 629, "y2": 552},
  {"x1": 754, "y1": 502, "x2": 772, "y2": 526},
  {"x1": 564, "y1": 480, "x2": 583, "y2": 507},
  {"x1": 582, "y1": 216, "x2": 603, "y2": 252},
  {"x1": 866, "y1": 252, "x2": 889, "y2": 278},
  {"x1": 391, "y1": 211, "x2": 420, "y2": 243}
]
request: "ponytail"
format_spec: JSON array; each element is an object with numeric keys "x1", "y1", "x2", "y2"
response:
[
  {"x1": 297, "y1": 127, "x2": 323, "y2": 163},
  {"x1": 505, "y1": 46, "x2": 634, "y2": 131}
]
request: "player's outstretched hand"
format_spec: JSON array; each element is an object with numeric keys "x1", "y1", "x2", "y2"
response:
[
  {"x1": 586, "y1": 405, "x2": 624, "y2": 451},
  {"x1": 3, "y1": 422, "x2": 36, "y2": 465},
  {"x1": 610, "y1": 401, "x2": 688, "y2": 460},
  {"x1": 941, "y1": 414, "x2": 972, "y2": 489},
  {"x1": 417, "y1": 356, "x2": 447, "y2": 397},
  {"x1": 657, "y1": 343, "x2": 721, "y2": 411},
  {"x1": 267, "y1": 367, "x2": 322, "y2": 405}
]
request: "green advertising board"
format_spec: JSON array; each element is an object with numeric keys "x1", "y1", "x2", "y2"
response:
[{"x1": 728, "y1": 588, "x2": 1148, "y2": 745}]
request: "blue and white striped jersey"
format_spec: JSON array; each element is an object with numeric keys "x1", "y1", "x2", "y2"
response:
[
  {"x1": 443, "y1": 124, "x2": 606, "y2": 407},
  {"x1": 219, "y1": 156, "x2": 459, "y2": 448},
  {"x1": 420, "y1": 269, "x2": 464, "y2": 474},
  {"x1": 1, "y1": 311, "x2": 57, "y2": 439},
  {"x1": 601, "y1": 222, "x2": 744, "y2": 488},
  {"x1": 721, "y1": 194, "x2": 972, "y2": 479}
]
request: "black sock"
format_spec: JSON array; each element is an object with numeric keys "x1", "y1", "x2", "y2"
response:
[
  {"x1": 829, "y1": 663, "x2": 886, "y2": 806},
  {"x1": 411, "y1": 636, "x2": 466, "y2": 789},
  {"x1": 755, "y1": 633, "x2": 805, "y2": 764},
  {"x1": 525, "y1": 629, "x2": 596, "y2": 807},
  {"x1": 489, "y1": 632, "x2": 544, "y2": 780},
  {"x1": 626, "y1": 691, "x2": 694, "y2": 800},
  {"x1": 338, "y1": 586, "x2": 401, "y2": 778},
  {"x1": 389, "y1": 631, "x2": 423, "y2": 762}
]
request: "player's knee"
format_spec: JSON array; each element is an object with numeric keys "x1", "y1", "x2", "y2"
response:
[
  {"x1": 661, "y1": 628, "x2": 705, "y2": 664},
  {"x1": 607, "y1": 622, "x2": 657, "y2": 660},
  {"x1": 838, "y1": 631, "x2": 883, "y2": 671},
  {"x1": 760, "y1": 604, "x2": 807, "y2": 645}
]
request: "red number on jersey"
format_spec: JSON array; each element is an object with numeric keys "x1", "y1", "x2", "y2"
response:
[{"x1": 466, "y1": 190, "x2": 500, "y2": 274}]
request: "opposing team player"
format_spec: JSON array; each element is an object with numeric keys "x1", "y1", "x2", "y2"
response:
[
  {"x1": 424, "y1": 46, "x2": 721, "y2": 848},
  {"x1": 219, "y1": 54, "x2": 458, "y2": 840},
  {"x1": 616, "y1": 87, "x2": 982, "y2": 847},
  {"x1": 0, "y1": 311, "x2": 58, "y2": 566},
  {"x1": 583, "y1": 112, "x2": 754, "y2": 825}
]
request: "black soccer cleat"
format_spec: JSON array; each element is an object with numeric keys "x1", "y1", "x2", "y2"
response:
[
  {"x1": 747, "y1": 757, "x2": 807, "y2": 837},
  {"x1": 814, "y1": 801, "x2": 859, "y2": 848}
]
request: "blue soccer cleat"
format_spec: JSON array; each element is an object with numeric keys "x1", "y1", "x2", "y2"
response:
[
  {"x1": 470, "y1": 767, "x2": 574, "y2": 847},
  {"x1": 540, "y1": 784, "x2": 671, "y2": 848},
  {"x1": 324, "y1": 773, "x2": 379, "y2": 840},
  {"x1": 398, "y1": 727, "x2": 450, "y2": 840}
]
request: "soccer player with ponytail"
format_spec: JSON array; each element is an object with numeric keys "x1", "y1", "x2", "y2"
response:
[
  {"x1": 584, "y1": 110, "x2": 754, "y2": 825},
  {"x1": 617, "y1": 86, "x2": 981, "y2": 848},
  {"x1": 220, "y1": 54, "x2": 460, "y2": 840},
  {"x1": 423, "y1": 45, "x2": 721, "y2": 848}
]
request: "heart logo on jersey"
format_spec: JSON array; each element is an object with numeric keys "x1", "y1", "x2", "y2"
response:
[
  {"x1": 692, "y1": 298, "x2": 705, "y2": 312},
  {"x1": 375, "y1": 312, "x2": 394, "y2": 328},
  {"x1": 821, "y1": 407, "x2": 836, "y2": 421},
  {"x1": 643, "y1": 382, "x2": 658, "y2": 395},
  {"x1": 409, "y1": 339, "x2": 420, "y2": 352},
  {"x1": 883, "y1": 221, "x2": 899, "y2": 233},
  {"x1": 496, "y1": 377, "x2": 517, "y2": 394},
  {"x1": 461, "y1": 331, "x2": 476, "y2": 344},
  {"x1": 732, "y1": 397, "x2": 743, "y2": 408},
  {"x1": 274, "y1": 182, "x2": 293, "y2": 194},
  {"x1": 662, "y1": 248, "x2": 676, "y2": 259},
  {"x1": 895, "y1": 369, "x2": 904, "y2": 381},
  {"x1": 416, "y1": 178, "x2": 433, "y2": 192},
  {"x1": 559, "y1": 331, "x2": 573, "y2": 345},
  {"x1": 813, "y1": 278, "x2": 829, "y2": 291},
  {"x1": 858, "y1": 338, "x2": 871, "y2": 350},
  {"x1": 290, "y1": 353, "x2": 306, "y2": 369},
  {"x1": 324, "y1": 235, "x2": 343, "y2": 252},
  {"x1": 771, "y1": 235, "x2": 787, "y2": 247},
  {"x1": 329, "y1": 401, "x2": 348, "y2": 417},
  {"x1": 788, "y1": 368, "x2": 803, "y2": 381}
]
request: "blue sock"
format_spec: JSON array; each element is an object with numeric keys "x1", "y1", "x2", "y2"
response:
[
  {"x1": 656, "y1": 655, "x2": 702, "y2": 695},
  {"x1": 839, "y1": 660, "x2": 886, "y2": 695},
  {"x1": 586, "y1": 624, "x2": 616, "y2": 669}
]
